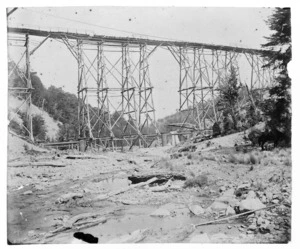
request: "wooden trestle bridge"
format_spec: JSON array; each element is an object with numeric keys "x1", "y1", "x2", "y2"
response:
[{"x1": 7, "y1": 26, "x2": 274, "y2": 149}]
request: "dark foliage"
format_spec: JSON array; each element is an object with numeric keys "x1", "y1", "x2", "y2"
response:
[
  {"x1": 18, "y1": 112, "x2": 47, "y2": 141},
  {"x1": 217, "y1": 66, "x2": 240, "y2": 131},
  {"x1": 261, "y1": 8, "x2": 291, "y2": 145},
  {"x1": 258, "y1": 128, "x2": 288, "y2": 150}
]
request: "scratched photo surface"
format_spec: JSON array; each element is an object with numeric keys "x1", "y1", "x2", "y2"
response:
[{"x1": 7, "y1": 7, "x2": 291, "y2": 244}]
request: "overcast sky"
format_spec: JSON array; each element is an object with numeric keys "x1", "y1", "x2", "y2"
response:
[{"x1": 7, "y1": 7, "x2": 275, "y2": 119}]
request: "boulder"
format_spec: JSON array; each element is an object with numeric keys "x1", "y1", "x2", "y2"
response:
[
  {"x1": 188, "y1": 205, "x2": 205, "y2": 216},
  {"x1": 246, "y1": 190, "x2": 257, "y2": 199},
  {"x1": 210, "y1": 201, "x2": 228, "y2": 211},
  {"x1": 204, "y1": 207, "x2": 212, "y2": 214},
  {"x1": 216, "y1": 195, "x2": 239, "y2": 207},
  {"x1": 248, "y1": 224, "x2": 257, "y2": 231},
  {"x1": 239, "y1": 198, "x2": 265, "y2": 212},
  {"x1": 190, "y1": 233, "x2": 210, "y2": 243},
  {"x1": 226, "y1": 206, "x2": 236, "y2": 216}
]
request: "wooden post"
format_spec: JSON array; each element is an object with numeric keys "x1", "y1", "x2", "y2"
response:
[{"x1": 25, "y1": 34, "x2": 34, "y2": 142}]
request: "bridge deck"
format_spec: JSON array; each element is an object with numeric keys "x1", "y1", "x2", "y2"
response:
[{"x1": 8, "y1": 26, "x2": 268, "y2": 55}]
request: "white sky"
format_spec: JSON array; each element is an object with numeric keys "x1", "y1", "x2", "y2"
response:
[
  {"x1": 2, "y1": 1, "x2": 300, "y2": 249},
  {"x1": 7, "y1": 7, "x2": 274, "y2": 119}
]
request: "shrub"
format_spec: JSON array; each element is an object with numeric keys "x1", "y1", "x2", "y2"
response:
[
  {"x1": 184, "y1": 174, "x2": 208, "y2": 188},
  {"x1": 8, "y1": 119, "x2": 23, "y2": 135},
  {"x1": 248, "y1": 129, "x2": 262, "y2": 146},
  {"x1": 32, "y1": 114, "x2": 47, "y2": 140},
  {"x1": 18, "y1": 112, "x2": 47, "y2": 141}
]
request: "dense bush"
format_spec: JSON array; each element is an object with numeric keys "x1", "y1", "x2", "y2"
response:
[
  {"x1": 19, "y1": 112, "x2": 47, "y2": 141},
  {"x1": 261, "y1": 8, "x2": 291, "y2": 146}
]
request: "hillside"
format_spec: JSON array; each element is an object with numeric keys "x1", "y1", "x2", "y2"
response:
[
  {"x1": 8, "y1": 95, "x2": 61, "y2": 141},
  {"x1": 7, "y1": 132, "x2": 49, "y2": 160}
]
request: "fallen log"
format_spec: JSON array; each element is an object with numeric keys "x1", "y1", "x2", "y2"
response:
[
  {"x1": 194, "y1": 203, "x2": 280, "y2": 227},
  {"x1": 65, "y1": 155, "x2": 108, "y2": 160},
  {"x1": 96, "y1": 177, "x2": 158, "y2": 201},
  {"x1": 8, "y1": 161, "x2": 66, "y2": 167},
  {"x1": 46, "y1": 208, "x2": 122, "y2": 238},
  {"x1": 128, "y1": 173, "x2": 186, "y2": 184},
  {"x1": 150, "y1": 179, "x2": 172, "y2": 192}
]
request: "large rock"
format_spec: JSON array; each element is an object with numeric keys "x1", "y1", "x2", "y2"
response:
[
  {"x1": 246, "y1": 190, "x2": 257, "y2": 200},
  {"x1": 226, "y1": 206, "x2": 236, "y2": 216},
  {"x1": 216, "y1": 195, "x2": 239, "y2": 207},
  {"x1": 216, "y1": 188, "x2": 239, "y2": 207},
  {"x1": 190, "y1": 233, "x2": 210, "y2": 243},
  {"x1": 210, "y1": 201, "x2": 228, "y2": 211},
  {"x1": 188, "y1": 205, "x2": 204, "y2": 216},
  {"x1": 239, "y1": 198, "x2": 265, "y2": 212}
]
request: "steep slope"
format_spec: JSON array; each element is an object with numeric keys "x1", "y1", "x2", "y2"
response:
[{"x1": 8, "y1": 95, "x2": 61, "y2": 140}]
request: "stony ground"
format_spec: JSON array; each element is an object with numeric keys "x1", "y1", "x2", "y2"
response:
[{"x1": 7, "y1": 134, "x2": 291, "y2": 244}]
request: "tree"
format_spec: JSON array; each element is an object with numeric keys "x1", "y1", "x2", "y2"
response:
[
  {"x1": 217, "y1": 65, "x2": 240, "y2": 130},
  {"x1": 32, "y1": 114, "x2": 47, "y2": 141},
  {"x1": 19, "y1": 112, "x2": 47, "y2": 141},
  {"x1": 31, "y1": 73, "x2": 47, "y2": 107},
  {"x1": 261, "y1": 8, "x2": 291, "y2": 144}
]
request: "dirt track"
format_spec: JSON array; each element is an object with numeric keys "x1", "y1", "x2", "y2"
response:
[{"x1": 7, "y1": 140, "x2": 291, "y2": 244}]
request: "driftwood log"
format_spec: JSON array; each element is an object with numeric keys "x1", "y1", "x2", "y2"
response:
[
  {"x1": 8, "y1": 161, "x2": 66, "y2": 167},
  {"x1": 128, "y1": 173, "x2": 186, "y2": 184},
  {"x1": 149, "y1": 179, "x2": 172, "y2": 192},
  {"x1": 194, "y1": 203, "x2": 280, "y2": 227},
  {"x1": 65, "y1": 155, "x2": 108, "y2": 160},
  {"x1": 46, "y1": 207, "x2": 122, "y2": 238},
  {"x1": 96, "y1": 177, "x2": 158, "y2": 201}
]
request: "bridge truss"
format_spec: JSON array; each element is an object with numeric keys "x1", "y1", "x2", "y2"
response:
[{"x1": 7, "y1": 27, "x2": 274, "y2": 148}]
